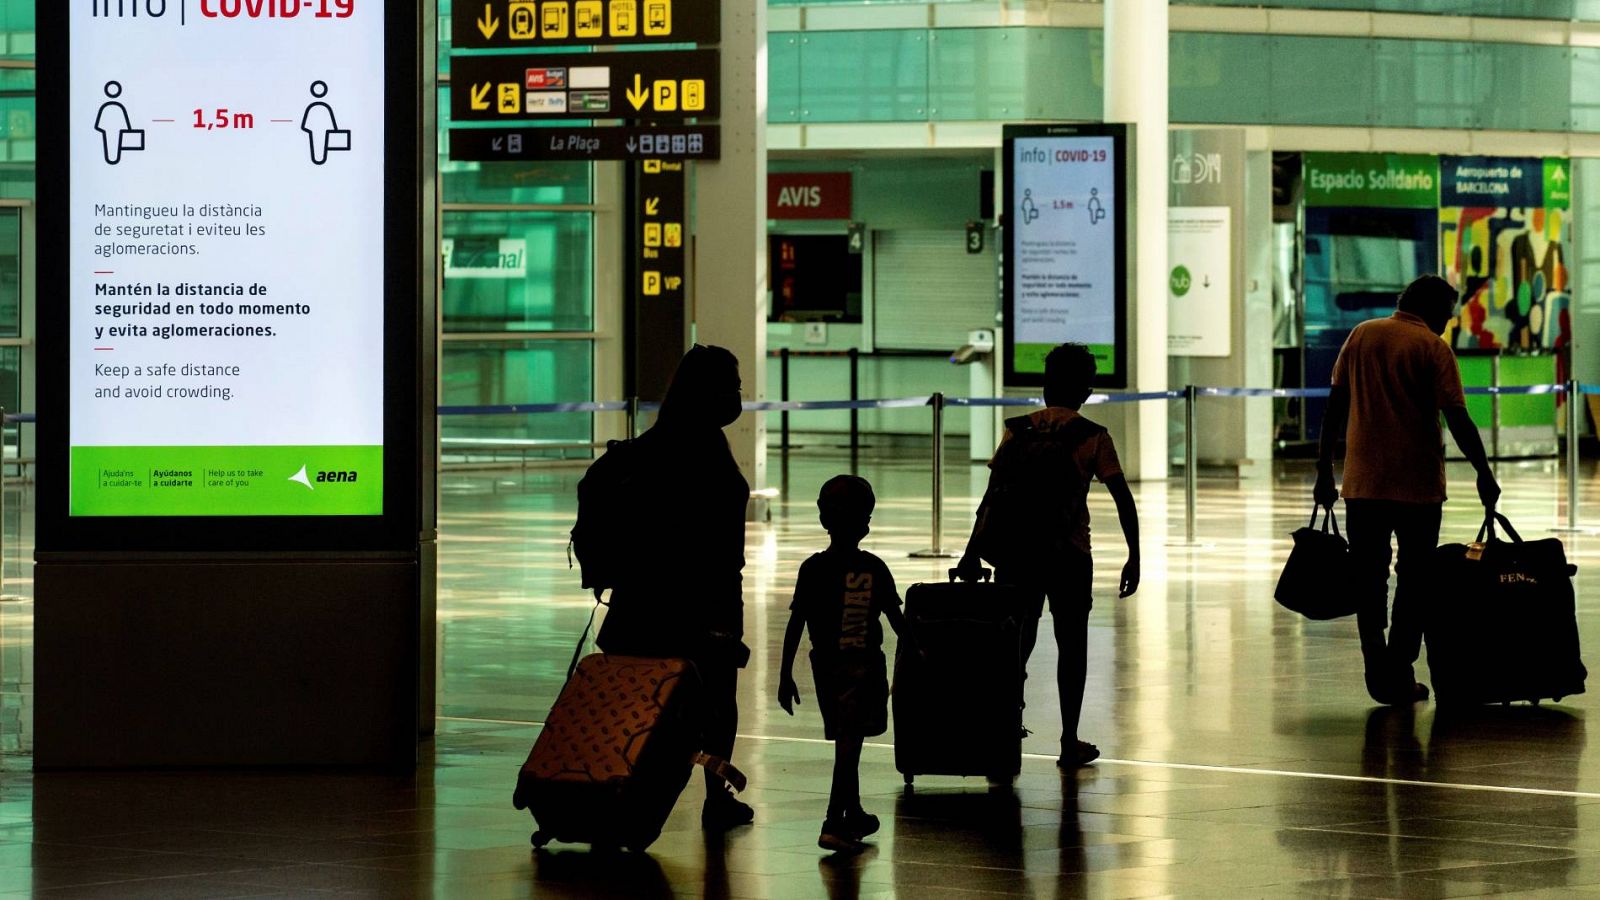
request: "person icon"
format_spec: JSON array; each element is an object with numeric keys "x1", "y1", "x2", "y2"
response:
[
  {"x1": 1020, "y1": 189, "x2": 1040, "y2": 226},
  {"x1": 1087, "y1": 188, "x2": 1106, "y2": 226},
  {"x1": 95, "y1": 81, "x2": 145, "y2": 166},
  {"x1": 300, "y1": 81, "x2": 352, "y2": 166}
]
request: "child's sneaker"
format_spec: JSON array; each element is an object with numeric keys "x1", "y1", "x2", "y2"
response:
[
  {"x1": 819, "y1": 817, "x2": 866, "y2": 853},
  {"x1": 846, "y1": 809, "x2": 880, "y2": 839}
]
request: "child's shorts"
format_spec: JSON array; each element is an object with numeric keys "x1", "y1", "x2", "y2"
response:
[{"x1": 809, "y1": 650, "x2": 888, "y2": 740}]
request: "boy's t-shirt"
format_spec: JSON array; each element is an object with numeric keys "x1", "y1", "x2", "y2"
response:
[
  {"x1": 989, "y1": 407, "x2": 1123, "y2": 556},
  {"x1": 790, "y1": 549, "x2": 901, "y2": 657}
]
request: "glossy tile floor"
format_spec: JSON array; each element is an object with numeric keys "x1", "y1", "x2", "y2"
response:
[{"x1": 3, "y1": 453, "x2": 1600, "y2": 897}]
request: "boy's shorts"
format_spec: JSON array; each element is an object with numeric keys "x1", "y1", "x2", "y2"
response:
[{"x1": 809, "y1": 650, "x2": 888, "y2": 740}]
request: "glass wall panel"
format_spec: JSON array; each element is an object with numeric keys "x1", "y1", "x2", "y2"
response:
[
  {"x1": 440, "y1": 340, "x2": 594, "y2": 461},
  {"x1": 1170, "y1": 32, "x2": 1270, "y2": 124},
  {"x1": 1172, "y1": 0, "x2": 1600, "y2": 19},
  {"x1": 1268, "y1": 36, "x2": 1375, "y2": 127},
  {"x1": 0, "y1": 209, "x2": 18, "y2": 339},
  {"x1": 797, "y1": 30, "x2": 929, "y2": 122},
  {"x1": 1372, "y1": 39, "x2": 1476, "y2": 130},
  {"x1": 1472, "y1": 42, "x2": 1571, "y2": 132},
  {"x1": 1024, "y1": 29, "x2": 1103, "y2": 121},
  {"x1": 770, "y1": 33, "x2": 802, "y2": 124},
  {"x1": 928, "y1": 29, "x2": 1027, "y2": 122},
  {"x1": 442, "y1": 211, "x2": 594, "y2": 333},
  {"x1": 1574, "y1": 48, "x2": 1600, "y2": 133}
]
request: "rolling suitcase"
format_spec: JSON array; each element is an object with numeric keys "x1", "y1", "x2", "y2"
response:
[
  {"x1": 512, "y1": 654, "x2": 745, "y2": 851},
  {"x1": 893, "y1": 570, "x2": 1025, "y2": 786},
  {"x1": 1426, "y1": 513, "x2": 1587, "y2": 706}
]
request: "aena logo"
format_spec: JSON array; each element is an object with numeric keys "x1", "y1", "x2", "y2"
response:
[
  {"x1": 776, "y1": 186, "x2": 824, "y2": 208},
  {"x1": 289, "y1": 465, "x2": 359, "y2": 491}
]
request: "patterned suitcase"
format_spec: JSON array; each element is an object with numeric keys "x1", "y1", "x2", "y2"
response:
[{"x1": 512, "y1": 654, "x2": 744, "y2": 852}]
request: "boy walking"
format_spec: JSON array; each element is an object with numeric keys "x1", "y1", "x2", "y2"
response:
[
  {"x1": 779, "y1": 475, "x2": 907, "y2": 853},
  {"x1": 958, "y1": 343, "x2": 1140, "y2": 769}
]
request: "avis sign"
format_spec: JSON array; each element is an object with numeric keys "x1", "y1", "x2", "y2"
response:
[{"x1": 768, "y1": 173, "x2": 852, "y2": 220}]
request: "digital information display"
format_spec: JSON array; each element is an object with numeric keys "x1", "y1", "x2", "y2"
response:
[
  {"x1": 67, "y1": 1, "x2": 385, "y2": 517},
  {"x1": 1003, "y1": 124, "x2": 1128, "y2": 388}
]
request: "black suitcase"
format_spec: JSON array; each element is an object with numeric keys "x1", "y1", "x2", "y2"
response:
[
  {"x1": 1425, "y1": 513, "x2": 1587, "y2": 706},
  {"x1": 893, "y1": 571, "x2": 1025, "y2": 786}
]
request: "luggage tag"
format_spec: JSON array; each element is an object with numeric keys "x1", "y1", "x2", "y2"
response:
[{"x1": 1465, "y1": 541, "x2": 1486, "y2": 562}]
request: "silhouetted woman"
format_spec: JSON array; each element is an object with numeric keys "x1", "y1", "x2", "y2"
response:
[{"x1": 597, "y1": 345, "x2": 754, "y2": 829}]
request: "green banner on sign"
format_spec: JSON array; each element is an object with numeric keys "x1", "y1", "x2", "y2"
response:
[
  {"x1": 71, "y1": 445, "x2": 383, "y2": 517},
  {"x1": 1304, "y1": 153, "x2": 1440, "y2": 208},
  {"x1": 1544, "y1": 158, "x2": 1572, "y2": 210},
  {"x1": 1014, "y1": 343, "x2": 1115, "y2": 377}
]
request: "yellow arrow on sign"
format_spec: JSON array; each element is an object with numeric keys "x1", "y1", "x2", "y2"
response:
[
  {"x1": 645, "y1": 198, "x2": 661, "y2": 217},
  {"x1": 477, "y1": 3, "x2": 500, "y2": 40},
  {"x1": 470, "y1": 83, "x2": 492, "y2": 110},
  {"x1": 626, "y1": 74, "x2": 650, "y2": 111}
]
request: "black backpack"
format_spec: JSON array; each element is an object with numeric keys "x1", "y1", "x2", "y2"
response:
[
  {"x1": 970, "y1": 414, "x2": 1105, "y2": 571},
  {"x1": 570, "y1": 438, "x2": 645, "y2": 596}
]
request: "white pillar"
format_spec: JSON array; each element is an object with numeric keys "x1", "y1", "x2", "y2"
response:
[
  {"x1": 1104, "y1": 0, "x2": 1169, "y2": 480},
  {"x1": 693, "y1": 0, "x2": 768, "y2": 503}
]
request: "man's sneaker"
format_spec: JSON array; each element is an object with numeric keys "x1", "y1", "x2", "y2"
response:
[
  {"x1": 846, "y1": 809, "x2": 880, "y2": 839},
  {"x1": 702, "y1": 790, "x2": 755, "y2": 831},
  {"x1": 1056, "y1": 740, "x2": 1101, "y2": 769},
  {"x1": 819, "y1": 818, "x2": 866, "y2": 853},
  {"x1": 1374, "y1": 681, "x2": 1431, "y2": 706}
]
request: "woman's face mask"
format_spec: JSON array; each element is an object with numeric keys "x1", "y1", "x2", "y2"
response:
[{"x1": 713, "y1": 376, "x2": 743, "y2": 427}]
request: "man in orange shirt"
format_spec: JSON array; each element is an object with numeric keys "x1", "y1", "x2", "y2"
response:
[{"x1": 1315, "y1": 275, "x2": 1500, "y2": 705}]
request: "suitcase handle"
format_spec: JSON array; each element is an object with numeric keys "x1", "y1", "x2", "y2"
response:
[
  {"x1": 1476, "y1": 512, "x2": 1523, "y2": 544},
  {"x1": 949, "y1": 567, "x2": 992, "y2": 583}
]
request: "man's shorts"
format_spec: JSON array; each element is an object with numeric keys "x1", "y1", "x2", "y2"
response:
[{"x1": 809, "y1": 650, "x2": 888, "y2": 740}]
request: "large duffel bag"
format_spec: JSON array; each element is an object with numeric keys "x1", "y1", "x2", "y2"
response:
[
  {"x1": 894, "y1": 571, "x2": 1025, "y2": 785},
  {"x1": 513, "y1": 654, "x2": 745, "y2": 851},
  {"x1": 1426, "y1": 513, "x2": 1587, "y2": 706}
]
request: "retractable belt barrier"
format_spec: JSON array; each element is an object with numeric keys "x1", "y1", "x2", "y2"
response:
[{"x1": 7, "y1": 383, "x2": 1588, "y2": 551}]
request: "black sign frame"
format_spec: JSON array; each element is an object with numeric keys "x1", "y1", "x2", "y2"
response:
[
  {"x1": 35, "y1": 1, "x2": 422, "y2": 554},
  {"x1": 1001, "y1": 123, "x2": 1130, "y2": 390}
]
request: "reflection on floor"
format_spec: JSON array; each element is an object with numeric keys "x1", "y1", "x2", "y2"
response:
[{"x1": 2, "y1": 455, "x2": 1600, "y2": 897}]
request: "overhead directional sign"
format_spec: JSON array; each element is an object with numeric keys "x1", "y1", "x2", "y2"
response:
[
  {"x1": 454, "y1": 0, "x2": 721, "y2": 50},
  {"x1": 450, "y1": 125, "x2": 721, "y2": 162},
  {"x1": 451, "y1": 50, "x2": 720, "y2": 122}
]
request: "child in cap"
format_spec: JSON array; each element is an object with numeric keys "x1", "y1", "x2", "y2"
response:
[{"x1": 779, "y1": 475, "x2": 907, "y2": 853}]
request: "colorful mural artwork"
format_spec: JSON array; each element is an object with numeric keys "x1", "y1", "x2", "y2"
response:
[{"x1": 1439, "y1": 157, "x2": 1572, "y2": 356}]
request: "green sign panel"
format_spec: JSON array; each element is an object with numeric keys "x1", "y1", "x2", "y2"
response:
[
  {"x1": 1544, "y1": 158, "x2": 1572, "y2": 210},
  {"x1": 1304, "y1": 153, "x2": 1439, "y2": 208}
]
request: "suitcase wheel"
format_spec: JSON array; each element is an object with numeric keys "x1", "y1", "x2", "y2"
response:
[{"x1": 530, "y1": 831, "x2": 551, "y2": 850}]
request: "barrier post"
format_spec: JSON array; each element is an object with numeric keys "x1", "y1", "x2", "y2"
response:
[
  {"x1": 1185, "y1": 385, "x2": 1199, "y2": 545},
  {"x1": 1569, "y1": 379, "x2": 1580, "y2": 530},
  {"x1": 848, "y1": 348, "x2": 860, "y2": 456},
  {"x1": 911, "y1": 392, "x2": 957, "y2": 559},
  {"x1": 780, "y1": 348, "x2": 791, "y2": 452},
  {"x1": 626, "y1": 397, "x2": 639, "y2": 441}
]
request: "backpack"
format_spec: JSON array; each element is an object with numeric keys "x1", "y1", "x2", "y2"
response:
[
  {"x1": 970, "y1": 414, "x2": 1105, "y2": 572},
  {"x1": 570, "y1": 438, "x2": 645, "y2": 595}
]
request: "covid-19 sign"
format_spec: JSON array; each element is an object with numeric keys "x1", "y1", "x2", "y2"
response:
[
  {"x1": 1002, "y1": 124, "x2": 1129, "y2": 388},
  {"x1": 64, "y1": 0, "x2": 387, "y2": 517}
]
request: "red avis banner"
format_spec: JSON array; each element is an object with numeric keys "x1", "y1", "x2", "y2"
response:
[{"x1": 768, "y1": 173, "x2": 852, "y2": 220}]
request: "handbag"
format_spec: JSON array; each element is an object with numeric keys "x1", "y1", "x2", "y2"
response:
[{"x1": 1275, "y1": 505, "x2": 1357, "y2": 620}]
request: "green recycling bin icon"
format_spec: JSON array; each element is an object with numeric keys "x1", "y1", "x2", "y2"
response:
[{"x1": 1170, "y1": 265, "x2": 1192, "y2": 297}]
